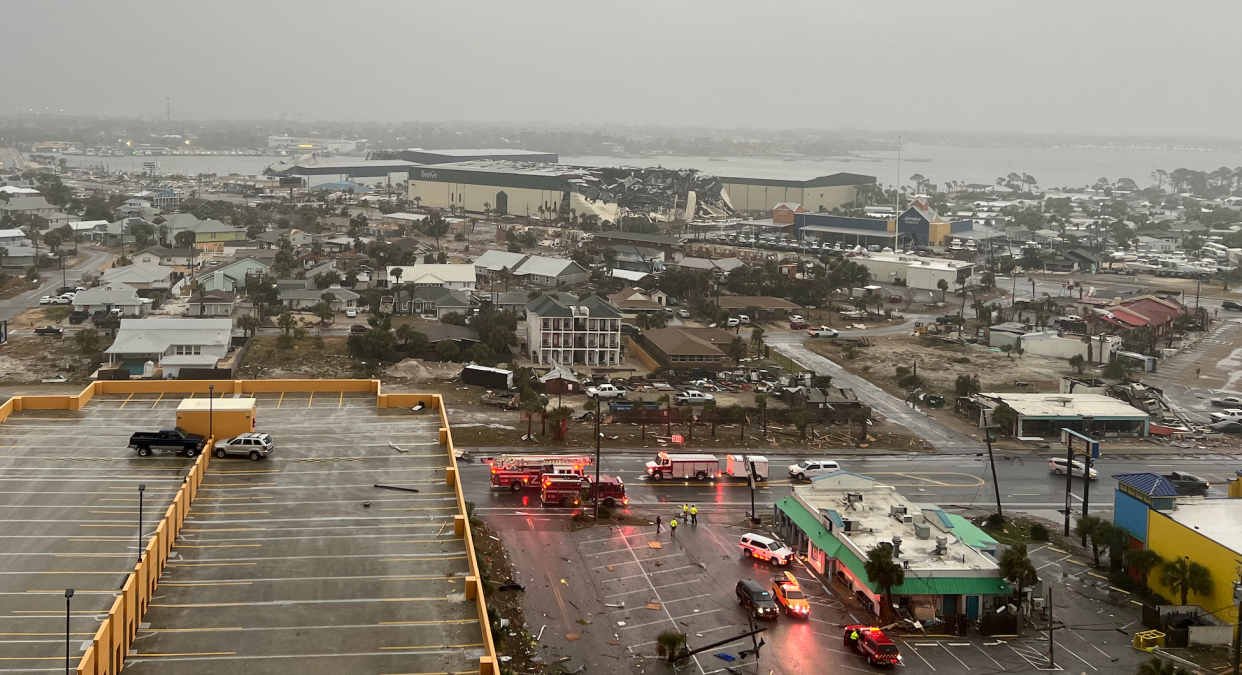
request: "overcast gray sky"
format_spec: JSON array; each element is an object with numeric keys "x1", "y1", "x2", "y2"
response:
[{"x1": 8, "y1": 1, "x2": 1241, "y2": 138}]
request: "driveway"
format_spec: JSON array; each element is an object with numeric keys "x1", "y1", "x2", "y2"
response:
[
  {"x1": 765, "y1": 332, "x2": 984, "y2": 454},
  {"x1": 0, "y1": 248, "x2": 114, "y2": 324}
]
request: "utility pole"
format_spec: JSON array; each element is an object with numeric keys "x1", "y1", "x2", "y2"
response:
[
  {"x1": 1047, "y1": 585, "x2": 1055, "y2": 669},
  {"x1": 1063, "y1": 444, "x2": 1075, "y2": 536},
  {"x1": 985, "y1": 427, "x2": 1002, "y2": 521},
  {"x1": 1080, "y1": 454, "x2": 1093, "y2": 546},
  {"x1": 748, "y1": 459, "x2": 758, "y2": 525},
  {"x1": 593, "y1": 397, "x2": 601, "y2": 520}
]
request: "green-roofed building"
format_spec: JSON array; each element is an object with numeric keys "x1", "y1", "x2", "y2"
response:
[{"x1": 773, "y1": 471, "x2": 1010, "y2": 623}]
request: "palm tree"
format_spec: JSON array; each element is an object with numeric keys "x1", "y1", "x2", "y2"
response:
[
  {"x1": 277, "y1": 308, "x2": 296, "y2": 336},
  {"x1": 863, "y1": 544, "x2": 904, "y2": 622},
  {"x1": 1123, "y1": 549, "x2": 1164, "y2": 592},
  {"x1": 998, "y1": 543, "x2": 1038, "y2": 600},
  {"x1": 389, "y1": 267, "x2": 403, "y2": 310},
  {"x1": 936, "y1": 278, "x2": 949, "y2": 302},
  {"x1": 1158, "y1": 557, "x2": 1213, "y2": 606},
  {"x1": 727, "y1": 336, "x2": 747, "y2": 366},
  {"x1": 1136, "y1": 656, "x2": 1191, "y2": 675},
  {"x1": 237, "y1": 314, "x2": 259, "y2": 337}
]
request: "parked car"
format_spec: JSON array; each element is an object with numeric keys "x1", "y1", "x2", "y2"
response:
[
  {"x1": 129, "y1": 428, "x2": 205, "y2": 457},
  {"x1": 789, "y1": 320, "x2": 809, "y2": 330},
  {"x1": 788, "y1": 315, "x2": 805, "y2": 323},
  {"x1": 738, "y1": 533, "x2": 793, "y2": 565},
  {"x1": 1166, "y1": 471, "x2": 1209, "y2": 496},
  {"x1": 1210, "y1": 409, "x2": 1242, "y2": 423},
  {"x1": 677, "y1": 309, "x2": 690, "y2": 319},
  {"x1": 726, "y1": 318, "x2": 740, "y2": 328},
  {"x1": 1223, "y1": 300, "x2": 1242, "y2": 311},
  {"x1": 737, "y1": 314, "x2": 750, "y2": 325},
  {"x1": 586, "y1": 384, "x2": 627, "y2": 400},
  {"x1": 345, "y1": 308, "x2": 357, "y2": 318},
  {"x1": 48, "y1": 296, "x2": 71, "y2": 305},
  {"x1": 844, "y1": 626, "x2": 901, "y2": 667},
  {"x1": 212, "y1": 433, "x2": 275, "y2": 461},
  {"x1": 350, "y1": 324, "x2": 367, "y2": 334},
  {"x1": 1048, "y1": 457, "x2": 1098, "y2": 480},
  {"x1": 735, "y1": 579, "x2": 780, "y2": 619},
  {"x1": 1208, "y1": 420, "x2": 1242, "y2": 434},
  {"x1": 38, "y1": 296, "x2": 53, "y2": 305},
  {"x1": 807, "y1": 327, "x2": 839, "y2": 338},
  {"x1": 620, "y1": 323, "x2": 640, "y2": 336},
  {"x1": 68, "y1": 310, "x2": 90, "y2": 325},
  {"x1": 787, "y1": 459, "x2": 841, "y2": 480},
  {"x1": 1210, "y1": 396, "x2": 1242, "y2": 407},
  {"x1": 33, "y1": 326, "x2": 64, "y2": 336},
  {"x1": 674, "y1": 390, "x2": 714, "y2": 405}
]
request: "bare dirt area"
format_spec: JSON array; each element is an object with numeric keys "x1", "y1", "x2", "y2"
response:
[
  {"x1": 235, "y1": 335, "x2": 358, "y2": 379},
  {"x1": 0, "y1": 307, "x2": 108, "y2": 384},
  {"x1": 0, "y1": 275, "x2": 38, "y2": 300}
]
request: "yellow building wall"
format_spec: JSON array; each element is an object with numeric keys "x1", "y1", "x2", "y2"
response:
[
  {"x1": 722, "y1": 183, "x2": 858, "y2": 214},
  {"x1": 929, "y1": 221, "x2": 953, "y2": 246},
  {"x1": 1147, "y1": 510, "x2": 1241, "y2": 624}
]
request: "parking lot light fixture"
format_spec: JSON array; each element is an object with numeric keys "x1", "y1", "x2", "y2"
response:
[
  {"x1": 137, "y1": 484, "x2": 146, "y2": 561},
  {"x1": 64, "y1": 589, "x2": 73, "y2": 675},
  {"x1": 208, "y1": 385, "x2": 214, "y2": 439}
]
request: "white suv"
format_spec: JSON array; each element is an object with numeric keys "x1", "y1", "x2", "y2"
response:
[
  {"x1": 739, "y1": 533, "x2": 793, "y2": 565},
  {"x1": 787, "y1": 459, "x2": 841, "y2": 480},
  {"x1": 213, "y1": 433, "x2": 275, "y2": 461}
]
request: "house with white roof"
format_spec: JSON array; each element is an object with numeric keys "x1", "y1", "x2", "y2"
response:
[
  {"x1": 386, "y1": 264, "x2": 477, "y2": 291},
  {"x1": 105, "y1": 318, "x2": 233, "y2": 378},
  {"x1": 100, "y1": 262, "x2": 179, "y2": 292},
  {"x1": 513, "y1": 255, "x2": 588, "y2": 287},
  {"x1": 194, "y1": 257, "x2": 271, "y2": 293},
  {"x1": 72, "y1": 283, "x2": 148, "y2": 317}
]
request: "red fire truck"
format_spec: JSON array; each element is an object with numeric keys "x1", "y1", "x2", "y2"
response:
[
  {"x1": 540, "y1": 475, "x2": 584, "y2": 507},
  {"x1": 489, "y1": 454, "x2": 593, "y2": 491},
  {"x1": 582, "y1": 475, "x2": 628, "y2": 508}
]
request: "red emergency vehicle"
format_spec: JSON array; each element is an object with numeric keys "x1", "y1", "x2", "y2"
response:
[
  {"x1": 540, "y1": 475, "x2": 584, "y2": 507},
  {"x1": 843, "y1": 625, "x2": 901, "y2": 667},
  {"x1": 489, "y1": 454, "x2": 592, "y2": 491},
  {"x1": 582, "y1": 475, "x2": 628, "y2": 508}
]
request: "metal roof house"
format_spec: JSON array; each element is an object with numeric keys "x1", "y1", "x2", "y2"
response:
[{"x1": 104, "y1": 318, "x2": 233, "y2": 378}]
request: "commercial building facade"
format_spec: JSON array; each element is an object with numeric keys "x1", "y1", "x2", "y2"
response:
[{"x1": 720, "y1": 172, "x2": 875, "y2": 214}]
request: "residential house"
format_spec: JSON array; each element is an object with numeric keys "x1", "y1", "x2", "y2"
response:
[
  {"x1": 116, "y1": 198, "x2": 158, "y2": 220},
  {"x1": 670, "y1": 256, "x2": 747, "y2": 278},
  {"x1": 0, "y1": 228, "x2": 36, "y2": 267},
  {"x1": 525, "y1": 292, "x2": 623, "y2": 366},
  {"x1": 0, "y1": 196, "x2": 58, "y2": 221},
  {"x1": 607, "y1": 269, "x2": 655, "y2": 286},
  {"x1": 715, "y1": 296, "x2": 802, "y2": 317},
  {"x1": 608, "y1": 244, "x2": 665, "y2": 273},
  {"x1": 194, "y1": 257, "x2": 272, "y2": 293},
  {"x1": 282, "y1": 286, "x2": 359, "y2": 311},
  {"x1": 256, "y1": 228, "x2": 313, "y2": 249},
  {"x1": 134, "y1": 247, "x2": 202, "y2": 271},
  {"x1": 539, "y1": 363, "x2": 582, "y2": 396},
  {"x1": 635, "y1": 327, "x2": 735, "y2": 371},
  {"x1": 607, "y1": 287, "x2": 668, "y2": 319},
  {"x1": 382, "y1": 212, "x2": 429, "y2": 229},
  {"x1": 421, "y1": 324, "x2": 481, "y2": 351},
  {"x1": 406, "y1": 286, "x2": 471, "y2": 318},
  {"x1": 513, "y1": 255, "x2": 588, "y2": 287},
  {"x1": 386, "y1": 264, "x2": 477, "y2": 291},
  {"x1": 184, "y1": 219, "x2": 246, "y2": 251},
  {"x1": 1086, "y1": 295, "x2": 1185, "y2": 340},
  {"x1": 590, "y1": 231, "x2": 687, "y2": 258},
  {"x1": 72, "y1": 283, "x2": 148, "y2": 317},
  {"x1": 91, "y1": 218, "x2": 154, "y2": 248},
  {"x1": 104, "y1": 318, "x2": 232, "y2": 378},
  {"x1": 100, "y1": 262, "x2": 178, "y2": 292},
  {"x1": 492, "y1": 290, "x2": 532, "y2": 315},
  {"x1": 473, "y1": 250, "x2": 529, "y2": 281},
  {"x1": 185, "y1": 290, "x2": 237, "y2": 317}
]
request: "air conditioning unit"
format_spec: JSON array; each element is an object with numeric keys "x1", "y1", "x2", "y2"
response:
[
  {"x1": 889, "y1": 505, "x2": 907, "y2": 517},
  {"x1": 1031, "y1": 597, "x2": 1046, "y2": 611},
  {"x1": 900, "y1": 514, "x2": 914, "y2": 524},
  {"x1": 914, "y1": 523, "x2": 931, "y2": 540},
  {"x1": 843, "y1": 519, "x2": 859, "y2": 532},
  {"x1": 846, "y1": 493, "x2": 864, "y2": 503}
]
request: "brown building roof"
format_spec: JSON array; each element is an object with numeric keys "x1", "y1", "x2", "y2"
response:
[
  {"x1": 608, "y1": 287, "x2": 662, "y2": 310},
  {"x1": 642, "y1": 327, "x2": 736, "y2": 357}
]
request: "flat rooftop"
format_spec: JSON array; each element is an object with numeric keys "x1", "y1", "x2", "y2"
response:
[
  {"x1": 0, "y1": 388, "x2": 485, "y2": 675},
  {"x1": 1164, "y1": 499, "x2": 1242, "y2": 555},
  {"x1": 980, "y1": 392, "x2": 1148, "y2": 418},
  {"x1": 795, "y1": 481, "x2": 999, "y2": 574}
]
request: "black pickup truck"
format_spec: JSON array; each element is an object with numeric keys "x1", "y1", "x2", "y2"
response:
[{"x1": 129, "y1": 428, "x2": 205, "y2": 457}]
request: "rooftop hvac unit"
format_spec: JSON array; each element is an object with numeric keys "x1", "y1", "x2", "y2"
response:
[
  {"x1": 900, "y1": 514, "x2": 914, "y2": 524},
  {"x1": 846, "y1": 493, "x2": 864, "y2": 503},
  {"x1": 914, "y1": 523, "x2": 931, "y2": 539},
  {"x1": 935, "y1": 536, "x2": 948, "y2": 556},
  {"x1": 889, "y1": 505, "x2": 907, "y2": 517},
  {"x1": 843, "y1": 519, "x2": 859, "y2": 532}
]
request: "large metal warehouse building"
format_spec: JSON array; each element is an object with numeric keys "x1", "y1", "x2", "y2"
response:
[{"x1": 717, "y1": 170, "x2": 876, "y2": 214}]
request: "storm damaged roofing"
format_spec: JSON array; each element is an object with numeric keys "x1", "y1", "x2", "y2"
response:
[{"x1": 408, "y1": 160, "x2": 737, "y2": 221}]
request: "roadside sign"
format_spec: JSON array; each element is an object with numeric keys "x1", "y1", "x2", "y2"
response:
[{"x1": 1060, "y1": 428, "x2": 1100, "y2": 459}]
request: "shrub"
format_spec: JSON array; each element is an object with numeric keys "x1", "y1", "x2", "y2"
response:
[
  {"x1": 954, "y1": 356, "x2": 971, "y2": 364},
  {"x1": 896, "y1": 374, "x2": 922, "y2": 389},
  {"x1": 1030, "y1": 523, "x2": 1050, "y2": 541},
  {"x1": 276, "y1": 334, "x2": 295, "y2": 350},
  {"x1": 984, "y1": 513, "x2": 1004, "y2": 529},
  {"x1": 596, "y1": 506, "x2": 613, "y2": 520},
  {"x1": 312, "y1": 336, "x2": 325, "y2": 350}
]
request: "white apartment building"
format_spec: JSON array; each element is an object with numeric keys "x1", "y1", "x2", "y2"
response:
[{"x1": 525, "y1": 293, "x2": 623, "y2": 366}]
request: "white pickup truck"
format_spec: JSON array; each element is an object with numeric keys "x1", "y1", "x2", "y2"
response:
[
  {"x1": 586, "y1": 383, "x2": 627, "y2": 400},
  {"x1": 675, "y1": 390, "x2": 714, "y2": 405}
]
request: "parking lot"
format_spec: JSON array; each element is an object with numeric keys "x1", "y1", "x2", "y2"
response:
[
  {"x1": 0, "y1": 389, "x2": 489, "y2": 675},
  {"x1": 489, "y1": 504, "x2": 1149, "y2": 675}
]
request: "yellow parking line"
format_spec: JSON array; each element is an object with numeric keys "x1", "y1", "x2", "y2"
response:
[
  {"x1": 278, "y1": 391, "x2": 285, "y2": 408},
  {"x1": 177, "y1": 543, "x2": 263, "y2": 548},
  {"x1": 378, "y1": 507, "x2": 458, "y2": 511},
  {"x1": 119, "y1": 392, "x2": 135, "y2": 409},
  {"x1": 201, "y1": 483, "x2": 277, "y2": 487},
  {"x1": 379, "y1": 576, "x2": 460, "y2": 581},
  {"x1": 179, "y1": 528, "x2": 267, "y2": 533},
  {"x1": 189, "y1": 392, "x2": 195, "y2": 398},
  {"x1": 379, "y1": 620, "x2": 476, "y2": 626},
  {"x1": 27, "y1": 590, "x2": 115, "y2": 594},
  {"x1": 133, "y1": 652, "x2": 236, "y2": 657},
  {"x1": 379, "y1": 556, "x2": 467, "y2": 562},
  {"x1": 166, "y1": 562, "x2": 257, "y2": 567},
  {"x1": 189, "y1": 512, "x2": 269, "y2": 516},
  {"x1": 195, "y1": 496, "x2": 273, "y2": 500},
  {"x1": 339, "y1": 391, "x2": 344, "y2": 407},
  {"x1": 0, "y1": 632, "x2": 96, "y2": 636},
  {"x1": 380, "y1": 538, "x2": 464, "y2": 544},
  {"x1": 209, "y1": 470, "x2": 279, "y2": 475},
  {"x1": 162, "y1": 582, "x2": 253, "y2": 587},
  {"x1": 151, "y1": 392, "x2": 164, "y2": 409},
  {"x1": 308, "y1": 391, "x2": 314, "y2": 407},
  {"x1": 143, "y1": 627, "x2": 244, "y2": 632},
  {"x1": 379, "y1": 643, "x2": 484, "y2": 651},
  {"x1": 1067, "y1": 559, "x2": 1088, "y2": 567}
]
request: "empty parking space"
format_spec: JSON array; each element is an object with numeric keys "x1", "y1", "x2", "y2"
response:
[
  {"x1": 0, "y1": 389, "x2": 488, "y2": 675},
  {"x1": 0, "y1": 407, "x2": 190, "y2": 670}
]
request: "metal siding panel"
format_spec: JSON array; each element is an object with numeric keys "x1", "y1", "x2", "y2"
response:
[{"x1": 1112, "y1": 490, "x2": 1149, "y2": 542}]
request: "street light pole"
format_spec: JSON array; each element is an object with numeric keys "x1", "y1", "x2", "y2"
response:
[
  {"x1": 985, "y1": 427, "x2": 1002, "y2": 521},
  {"x1": 137, "y1": 484, "x2": 146, "y2": 561},
  {"x1": 64, "y1": 588, "x2": 74, "y2": 675},
  {"x1": 593, "y1": 398, "x2": 601, "y2": 521}
]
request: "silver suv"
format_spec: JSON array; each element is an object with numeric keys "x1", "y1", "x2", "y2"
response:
[{"x1": 213, "y1": 433, "x2": 275, "y2": 461}]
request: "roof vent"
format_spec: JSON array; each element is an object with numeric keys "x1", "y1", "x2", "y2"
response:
[{"x1": 935, "y1": 536, "x2": 948, "y2": 556}]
